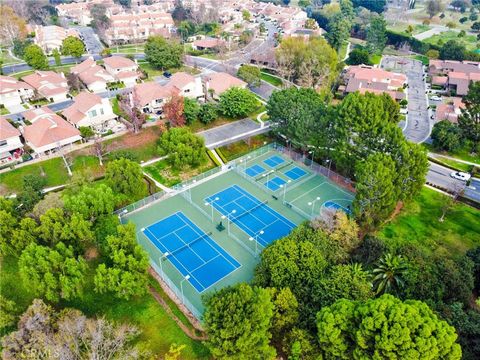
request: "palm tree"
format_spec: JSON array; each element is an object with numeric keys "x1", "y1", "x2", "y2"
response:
[{"x1": 372, "y1": 254, "x2": 408, "y2": 295}]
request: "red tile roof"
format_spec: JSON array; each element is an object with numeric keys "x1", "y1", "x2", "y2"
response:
[
  {"x1": 0, "y1": 116, "x2": 20, "y2": 141},
  {"x1": 204, "y1": 72, "x2": 246, "y2": 95},
  {"x1": 63, "y1": 91, "x2": 102, "y2": 125}
]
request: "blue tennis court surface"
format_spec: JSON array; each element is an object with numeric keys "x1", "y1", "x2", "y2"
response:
[
  {"x1": 264, "y1": 155, "x2": 285, "y2": 168},
  {"x1": 205, "y1": 185, "x2": 295, "y2": 247},
  {"x1": 265, "y1": 176, "x2": 286, "y2": 191},
  {"x1": 324, "y1": 201, "x2": 352, "y2": 215},
  {"x1": 143, "y1": 212, "x2": 240, "y2": 292},
  {"x1": 246, "y1": 164, "x2": 265, "y2": 177},
  {"x1": 285, "y1": 166, "x2": 307, "y2": 180}
]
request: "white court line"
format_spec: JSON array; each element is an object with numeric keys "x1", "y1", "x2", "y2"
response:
[{"x1": 289, "y1": 181, "x2": 327, "y2": 204}]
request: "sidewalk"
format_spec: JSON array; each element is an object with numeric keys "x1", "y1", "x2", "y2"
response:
[{"x1": 428, "y1": 152, "x2": 479, "y2": 167}]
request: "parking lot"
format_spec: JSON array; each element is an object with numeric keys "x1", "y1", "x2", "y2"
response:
[
  {"x1": 72, "y1": 26, "x2": 103, "y2": 54},
  {"x1": 381, "y1": 56, "x2": 431, "y2": 143}
]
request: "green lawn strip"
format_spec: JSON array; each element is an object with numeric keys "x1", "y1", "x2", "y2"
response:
[
  {"x1": 423, "y1": 143, "x2": 480, "y2": 164},
  {"x1": 260, "y1": 72, "x2": 282, "y2": 87},
  {"x1": 217, "y1": 134, "x2": 274, "y2": 161},
  {"x1": 0, "y1": 106, "x2": 10, "y2": 115},
  {"x1": 422, "y1": 31, "x2": 478, "y2": 51},
  {"x1": 414, "y1": 55, "x2": 429, "y2": 66},
  {"x1": 338, "y1": 41, "x2": 348, "y2": 60},
  {"x1": 430, "y1": 156, "x2": 473, "y2": 173},
  {"x1": 378, "y1": 188, "x2": 480, "y2": 257},
  {"x1": 0, "y1": 157, "x2": 70, "y2": 194},
  {"x1": 139, "y1": 62, "x2": 201, "y2": 79},
  {"x1": 370, "y1": 54, "x2": 382, "y2": 65}
]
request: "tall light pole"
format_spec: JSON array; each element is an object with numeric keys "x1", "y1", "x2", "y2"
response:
[
  {"x1": 308, "y1": 149, "x2": 315, "y2": 168},
  {"x1": 280, "y1": 179, "x2": 292, "y2": 202},
  {"x1": 180, "y1": 274, "x2": 191, "y2": 304},
  {"x1": 221, "y1": 209, "x2": 237, "y2": 235},
  {"x1": 308, "y1": 196, "x2": 321, "y2": 217},
  {"x1": 205, "y1": 197, "x2": 220, "y2": 221},
  {"x1": 326, "y1": 159, "x2": 332, "y2": 177},
  {"x1": 159, "y1": 251, "x2": 169, "y2": 276},
  {"x1": 249, "y1": 230, "x2": 264, "y2": 256}
]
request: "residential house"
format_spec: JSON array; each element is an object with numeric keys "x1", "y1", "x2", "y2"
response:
[
  {"x1": 104, "y1": 11, "x2": 174, "y2": 45},
  {"x1": 133, "y1": 82, "x2": 178, "y2": 114},
  {"x1": 63, "y1": 91, "x2": 116, "y2": 131},
  {"x1": 428, "y1": 60, "x2": 480, "y2": 96},
  {"x1": 71, "y1": 58, "x2": 115, "y2": 93},
  {"x1": 0, "y1": 76, "x2": 34, "y2": 107},
  {"x1": 22, "y1": 71, "x2": 69, "y2": 103},
  {"x1": 192, "y1": 38, "x2": 225, "y2": 51},
  {"x1": 436, "y1": 98, "x2": 465, "y2": 123},
  {"x1": 343, "y1": 65, "x2": 407, "y2": 101},
  {"x1": 167, "y1": 72, "x2": 203, "y2": 99},
  {"x1": 55, "y1": 0, "x2": 115, "y2": 26},
  {"x1": 203, "y1": 72, "x2": 247, "y2": 99},
  {"x1": 33, "y1": 25, "x2": 80, "y2": 54},
  {"x1": 21, "y1": 107, "x2": 81, "y2": 156},
  {"x1": 103, "y1": 56, "x2": 140, "y2": 87},
  {"x1": 0, "y1": 116, "x2": 23, "y2": 165},
  {"x1": 250, "y1": 47, "x2": 276, "y2": 68}
]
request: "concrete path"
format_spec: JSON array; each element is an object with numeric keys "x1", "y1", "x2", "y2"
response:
[{"x1": 429, "y1": 152, "x2": 479, "y2": 167}]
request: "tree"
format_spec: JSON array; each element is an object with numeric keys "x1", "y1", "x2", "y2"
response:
[
  {"x1": 242, "y1": 9, "x2": 251, "y2": 22},
  {"x1": 64, "y1": 184, "x2": 116, "y2": 222},
  {"x1": 426, "y1": 49, "x2": 440, "y2": 59},
  {"x1": 2, "y1": 299, "x2": 146, "y2": 359},
  {"x1": 237, "y1": 65, "x2": 261, "y2": 86},
  {"x1": 218, "y1": 87, "x2": 258, "y2": 118},
  {"x1": 276, "y1": 36, "x2": 338, "y2": 88},
  {"x1": 90, "y1": 3, "x2": 110, "y2": 37},
  {"x1": 458, "y1": 81, "x2": 480, "y2": 148},
  {"x1": 198, "y1": 102, "x2": 218, "y2": 124},
  {"x1": 52, "y1": 48, "x2": 61, "y2": 66},
  {"x1": 17, "y1": 174, "x2": 46, "y2": 213},
  {"x1": 426, "y1": 0, "x2": 443, "y2": 18},
  {"x1": 23, "y1": 44, "x2": 48, "y2": 70},
  {"x1": 0, "y1": 208, "x2": 17, "y2": 256},
  {"x1": 431, "y1": 120, "x2": 463, "y2": 151},
  {"x1": 353, "y1": 153, "x2": 397, "y2": 228},
  {"x1": 94, "y1": 223, "x2": 149, "y2": 300},
  {"x1": 440, "y1": 40, "x2": 466, "y2": 61},
  {"x1": 19, "y1": 242, "x2": 87, "y2": 302},
  {"x1": 317, "y1": 263, "x2": 373, "y2": 307},
  {"x1": 340, "y1": 0, "x2": 355, "y2": 22},
  {"x1": 352, "y1": 0, "x2": 386, "y2": 13},
  {"x1": 472, "y1": 21, "x2": 480, "y2": 31},
  {"x1": 9, "y1": 217, "x2": 37, "y2": 256},
  {"x1": 325, "y1": 13, "x2": 351, "y2": 51},
  {"x1": 0, "y1": 295, "x2": 17, "y2": 331},
  {"x1": 105, "y1": 158, "x2": 147, "y2": 200},
  {"x1": 268, "y1": 287, "x2": 299, "y2": 344},
  {"x1": 346, "y1": 47, "x2": 372, "y2": 65},
  {"x1": 144, "y1": 35, "x2": 183, "y2": 70},
  {"x1": 0, "y1": 5, "x2": 27, "y2": 46},
  {"x1": 372, "y1": 253, "x2": 409, "y2": 295},
  {"x1": 119, "y1": 93, "x2": 147, "y2": 134},
  {"x1": 163, "y1": 93, "x2": 186, "y2": 127},
  {"x1": 183, "y1": 97, "x2": 199, "y2": 125},
  {"x1": 12, "y1": 38, "x2": 32, "y2": 59},
  {"x1": 316, "y1": 295, "x2": 462, "y2": 360},
  {"x1": 67, "y1": 72, "x2": 84, "y2": 93},
  {"x1": 157, "y1": 127, "x2": 208, "y2": 168},
  {"x1": 79, "y1": 126, "x2": 94, "y2": 139},
  {"x1": 366, "y1": 15, "x2": 387, "y2": 55},
  {"x1": 203, "y1": 283, "x2": 276, "y2": 360},
  {"x1": 61, "y1": 36, "x2": 85, "y2": 58}
]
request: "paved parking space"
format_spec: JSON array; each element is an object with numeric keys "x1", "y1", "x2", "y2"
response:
[
  {"x1": 72, "y1": 26, "x2": 103, "y2": 54},
  {"x1": 381, "y1": 56, "x2": 431, "y2": 143}
]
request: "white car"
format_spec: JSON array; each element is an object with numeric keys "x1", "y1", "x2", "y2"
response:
[
  {"x1": 450, "y1": 171, "x2": 471, "y2": 182},
  {"x1": 430, "y1": 95, "x2": 442, "y2": 101}
]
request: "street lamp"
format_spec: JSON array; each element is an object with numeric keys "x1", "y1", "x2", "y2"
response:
[
  {"x1": 249, "y1": 230, "x2": 264, "y2": 256},
  {"x1": 159, "y1": 251, "x2": 169, "y2": 275},
  {"x1": 326, "y1": 159, "x2": 332, "y2": 177},
  {"x1": 180, "y1": 274, "x2": 191, "y2": 304},
  {"x1": 262, "y1": 169, "x2": 274, "y2": 186},
  {"x1": 308, "y1": 196, "x2": 321, "y2": 217},
  {"x1": 221, "y1": 209, "x2": 237, "y2": 234},
  {"x1": 204, "y1": 197, "x2": 220, "y2": 221},
  {"x1": 279, "y1": 179, "x2": 292, "y2": 202},
  {"x1": 308, "y1": 149, "x2": 315, "y2": 168}
]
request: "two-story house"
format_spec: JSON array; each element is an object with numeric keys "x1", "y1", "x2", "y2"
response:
[
  {"x1": 22, "y1": 71, "x2": 70, "y2": 103},
  {"x1": 167, "y1": 72, "x2": 203, "y2": 99},
  {"x1": 202, "y1": 72, "x2": 247, "y2": 99},
  {"x1": 133, "y1": 82, "x2": 178, "y2": 114},
  {"x1": 0, "y1": 76, "x2": 34, "y2": 108},
  {"x1": 103, "y1": 56, "x2": 140, "y2": 87},
  {"x1": 71, "y1": 58, "x2": 115, "y2": 93},
  {"x1": 62, "y1": 91, "x2": 117, "y2": 132},
  {"x1": 0, "y1": 116, "x2": 23, "y2": 165}
]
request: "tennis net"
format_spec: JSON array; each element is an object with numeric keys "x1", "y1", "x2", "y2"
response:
[
  {"x1": 231, "y1": 200, "x2": 268, "y2": 222},
  {"x1": 169, "y1": 231, "x2": 213, "y2": 256}
]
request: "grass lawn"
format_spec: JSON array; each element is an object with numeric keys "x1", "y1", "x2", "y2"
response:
[
  {"x1": 144, "y1": 156, "x2": 217, "y2": 187},
  {"x1": 423, "y1": 31, "x2": 478, "y2": 51},
  {"x1": 261, "y1": 72, "x2": 282, "y2": 87},
  {"x1": 0, "y1": 106, "x2": 10, "y2": 115},
  {"x1": 217, "y1": 133, "x2": 274, "y2": 162},
  {"x1": 423, "y1": 143, "x2": 480, "y2": 165},
  {"x1": 338, "y1": 41, "x2": 349, "y2": 60},
  {"x1": 431, "y1": 156, "x2": 473, "y2": 173},
  {"x1": 0, "y1": 48, "x2": 22, "y2": 65},
  {"x1": 378, "y1": 188, "x2": 480, "y2": 257},
  {"x1": 0, "y1": 256, "x2": 209, "y2": 358},
  {"x1": 139, "y1": 62, "x2": 201, "y2": 79},
  {"x1": 414, "y1": 55, "x2": 429, "y2": 66},
  {"x1": 370, "y1": 54, "x2": 382, "y2": 65}
]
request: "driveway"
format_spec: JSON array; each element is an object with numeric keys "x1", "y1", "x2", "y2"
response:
[
  {"x1": 5, "y1": 103, "x2": 26, "y2": 114},
  {"x1": 381, "y1": 56, "x2": 431, "y2": 143},
  {"x1": 199, "y1": 119, "x2": 269, "y2": 149},
  {"x1": 72, "y1": 26, "x2": 103, "y2": 54}
]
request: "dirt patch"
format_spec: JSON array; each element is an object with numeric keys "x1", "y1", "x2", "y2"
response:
[
  {"x1": 85, "y1": 246, "x2": 99, "y2": 260},
  {"x1": 115, "y1": 126, "x2": 162, "y2": 150}
]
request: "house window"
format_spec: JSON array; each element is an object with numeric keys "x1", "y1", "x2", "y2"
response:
[
  {"x1": 184, "y1": 89, "x2": 190, "y2": 93},
  {"x1": 0, "y1": 140, "x2": 7, "y2": 147},
  {"x1": 100, "y1": 108, "x2": 104, "y2": 115},
  {"x1": 88, "y1": 109, "x2": 97, "y2": 118}
]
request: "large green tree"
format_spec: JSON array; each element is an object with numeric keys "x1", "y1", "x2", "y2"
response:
[
  {"x1": 237, "y1": 64, "x2": 261, "y2": 86},
  {"x1": 218, "y1": 87, "x2": 258, "y2": 119},
  {"x1": 23, "y1": 44, "x2": 48, "y2": 70},
  {"x1": 431, "y1": 120, "x2": 462, "y2": 151},
  {"x1": 157, "y1": 127, "x2": 207, "y2": 169},
  {"x1": 64, "y1": 184, "x2": 116, "y2": 222},
  {"x1": 372, "y1": 253, "x2": 409, "y2": 295},
  {"x1": 61, "y1": 36, "x2": 85, "y2": 58},
  {"x1": 316, "y1": 294, "x2": 462, "y2": 360},
  {"x1": 183, "y1": 97, "x2": 200, "y2": 125},
  {"x1": 105, "y1": 158, "x2": 147, "y2": 200},
  {"x1": 458, "y1": 81, "x2": 480, "y2": 148},
  {"x1": 325, "y1": 13, "x2": 351, "y2": 51},
  {"x1": 203, "y1": 283, "x2": 276, "y2": 360},
  {"x1": 144, "y1": 35, "x2": 183, "y2": 70},
  {"x1": 353, "y1": 153, "x2": 397, "y2": 228},
  {"x1": 366, "y1": 15, "x2": 387, "y2": 54},
  {"x1": 440, "y1": 40, "x2": 466, "y2": 61},
  {"x1": 94, "y1": 223, "x2": 149, "y2": 300},
  {"x1": 18, "y1": 242, "x2": 87, "y2": 302}
]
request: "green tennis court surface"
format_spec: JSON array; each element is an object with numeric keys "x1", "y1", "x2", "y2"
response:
[{"x1": 120, "y1": 144, "x2": 355, "y2": 318}]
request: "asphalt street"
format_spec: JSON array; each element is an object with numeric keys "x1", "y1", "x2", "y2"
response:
[
  {"x1": 72, "y1": 26, "x2": 104, "y2": 54},
  {"x1": 199, "y1": 118, "x2": 268, "y2": 148},
  {"x1": 381, "y1": 56, "x2": 431, "y2": 143}
]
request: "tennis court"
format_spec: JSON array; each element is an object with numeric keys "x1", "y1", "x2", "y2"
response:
[
  {"x1": 143, "y1": 211, "x2": 241, "y2": 292},
  {"x1": 205, "y1": 185, "x2": 296, "y2": 247},
  {"x1": 264, "y1": 155, "x2": 285, "y2": 168},
  {"x1": 245, "y1": 164, "x2": 266, "y2": 177},
  {"x1": 285, "y1": 166, "x2": 307, "y2": 180}
]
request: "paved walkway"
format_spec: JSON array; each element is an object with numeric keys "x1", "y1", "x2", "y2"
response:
[{"x1": 429, "y1": 152, "x2": 479, "y2": 166}]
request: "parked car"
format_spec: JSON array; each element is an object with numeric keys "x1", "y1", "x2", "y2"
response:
[
  {"x1": 430, "y1": 95, "x2": 442, "y2": 101},
  {"x1": 450, "y1": 171, "x2": 471, "y2": 182},
  {"x1": 163, "y1": 71, "x2": 172, "y2": 78}
]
